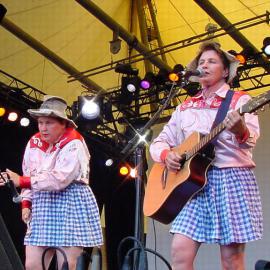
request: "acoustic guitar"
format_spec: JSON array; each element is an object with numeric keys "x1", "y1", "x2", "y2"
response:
[{"x1": 143, "y1": 91, "x2": 270, "y2": 224}]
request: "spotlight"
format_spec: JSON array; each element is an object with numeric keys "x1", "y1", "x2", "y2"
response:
[
  {"x1": 8, "y1": 112, "x2": 18, "y2": 122},
  {"x1": 126, "y1": 76, "x2": 140, "y2": 93},
  {"x1": 110, "y1": 31, "x2": 122, "y2": 54},
  {"x1": 119, "y1": 165, "x2": 130, "y2": 176},
  {"x1": 119, "y1": 76, "x2": 140, "y2": 105},
  {"x1": 0, "y1": 107, "x2": 6, "y2": 117},
  {"x1": 105, "y1": 158, "x2": 114, "y2": 167},
  {"x1": 78, "y1": 96, "x2": 101, "y2": 120},
  {"x1": 262, "y1": 37, "x2": 270, "y2": 56},
  {"x1": 20, "y1": 117, "x2": 30, "y2": 127},
  {"x1": 115, "y1": 63, "x2": 139, "y2": 76},
  {"x1": 129, "y1": 168, "x2": 137, "y2": 178},
  {"x1": 140, "y1": 72, "x2": 155, "y2": 90},
  {"x1": 228, "y1": 47, "x2": 255, "y2": 65},
  {"x1": 169, "y1": 64, "x2": 184, "y2": 82}
]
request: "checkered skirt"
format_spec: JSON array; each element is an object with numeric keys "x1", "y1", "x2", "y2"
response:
[
  {"x1": 170, "y1": 167, "x2": 263, "y2": 244},
  {"x1": 24, "y1": 183, "x2": 103, "y2": 247}
]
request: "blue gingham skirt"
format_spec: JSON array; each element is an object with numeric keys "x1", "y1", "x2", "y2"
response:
[
  {"x1": 24, "y1": 183, "x2": 103, "y2": 247},
  {"x1": 170, "y1": 166, "x2": 263, "y2": 244}
]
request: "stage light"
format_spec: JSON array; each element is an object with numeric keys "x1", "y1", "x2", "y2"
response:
[
  {"x1": 7, "y1": 112, "x2": 18, "y2": 122},
  {"x1": 119, "y1": 165, "x2": 129, "y2": 176},
  {"x1": 129, "y1": 168, "x2": 136, "y2": 178},
  {"x1": 228, "y1": 47, "x2": 254, "y2": 65},
  {"x1": 119, "y1": 76, "x2": 140, "y2": 105},
  {"x1": 78, "y1": 96, "x2": 101, "y2": 120},
  {"x1": 105, "y1": 158, "x2": 114, "y2": 167},
  {"x1": 140, "y1": 72, "x2": 155, "y2": 90},
  {"x1": 115, "y1": 63, "x2": 139, "y2": 76},
  {"x1": 262, "y1": 37, "x2": 270, "y2": 56},
  {"x1": 0, "y1": 107, "x2": 6, "y2": 117},
  {"x1": 126, "y1": 76, "x2": 140, "y2": 93},
  {"x1": 169, "y1": 64, "x2": 184, "y2": 82},
  {"x1": 20, "y1": 117, "x2": 30, "y2": 127}
]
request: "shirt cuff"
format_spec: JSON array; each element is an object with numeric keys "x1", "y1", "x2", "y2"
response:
[
  {"x1": 19, "y1": 176, "x2": 31, "y2": 189},
  {"x1": 160, "y1": 149, "x2": 170, "y2": 162},
  {"x1": 236, "y1": 128, "x2": 250, "y2": 144},
  {"x1": 21, "y1": 200, "x2": 32, "y2": 209}
]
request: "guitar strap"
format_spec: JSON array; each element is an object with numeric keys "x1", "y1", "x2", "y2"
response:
[
  {"x1": 211, "y1": 89, "x2": 234, "y2": 129},
  {"x1": 211, "y1": 89, "x2": 234, "y2": 145}
]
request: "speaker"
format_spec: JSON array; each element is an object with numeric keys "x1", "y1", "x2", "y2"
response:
[{"x1": 0, "y1": 213, "x2": 24, "y2": 270}]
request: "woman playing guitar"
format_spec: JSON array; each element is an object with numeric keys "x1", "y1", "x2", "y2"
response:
[{"x1": 148, "y1": 41, "x2": 263, "y2": 270}]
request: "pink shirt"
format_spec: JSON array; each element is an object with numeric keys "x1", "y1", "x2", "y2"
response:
[
  {"x1": 150, "y1": 83, "x2": 259, "y2": 168},
  {"x1": 21, "y1": 128, "x2": 90, "y2": 202}
]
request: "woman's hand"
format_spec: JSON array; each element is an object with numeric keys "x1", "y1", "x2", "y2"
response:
[
  {"x1": 225, "y1": 111, "x2": 248, "y2": 138},
  {"x1": 22, "y1": 208, "x2": 31, "y2": 224},
  {"x1": 165, "y1": 151, "x2": 183, "y2": 172}
]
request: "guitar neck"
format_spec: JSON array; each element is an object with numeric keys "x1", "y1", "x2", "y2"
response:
[{"x1": 186, "y1": 121, "x2": 226, "y2": 160}]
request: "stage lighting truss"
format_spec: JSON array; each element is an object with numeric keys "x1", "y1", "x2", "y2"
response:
[{"x1": 68, "y1": 12, "x2": 270, "y2": 82}]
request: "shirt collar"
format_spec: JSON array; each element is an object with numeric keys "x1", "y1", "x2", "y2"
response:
[{"x1": 194, "y1": 83, "x2": 231, "y2": 100}]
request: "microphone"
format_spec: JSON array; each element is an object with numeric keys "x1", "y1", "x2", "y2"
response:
[
  {"x1": 6, "y1": 179, "x2": 22, "y2": 204},
  {"x1": 181, "y1": 67, "x2": 205, "y2": 78}
]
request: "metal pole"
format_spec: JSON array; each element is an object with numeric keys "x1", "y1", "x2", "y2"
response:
[
  {"x1": 0, "y1": 4, "x2": 105, "y2": 94},
  {"x1": 146, "y1": 0, "x2": 168, "y2": 63}
]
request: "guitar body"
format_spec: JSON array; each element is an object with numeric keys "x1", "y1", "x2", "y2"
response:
[{"x1": 143, "y1": 132, "x2": 213, "y2": 224}]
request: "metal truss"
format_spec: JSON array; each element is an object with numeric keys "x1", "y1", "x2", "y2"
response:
[{"x1": 68, "y1": 11, "x2": 270, "y2": 81}]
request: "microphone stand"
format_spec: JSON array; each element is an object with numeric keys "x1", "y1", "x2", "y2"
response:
[{"x1": 120, "y1": 78, "x2": 186, "y2": 270}]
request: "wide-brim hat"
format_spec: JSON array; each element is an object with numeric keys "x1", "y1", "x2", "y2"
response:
[
  {"x1": 187, "y1": 41, "x2": 240, "y2": 83},
  {"x1": 28, "y1": 95, "x2": 77, "y2": 128}
]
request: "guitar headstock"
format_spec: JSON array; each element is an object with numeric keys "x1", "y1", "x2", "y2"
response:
[{"x1": 240, "y1": 90, "x2": 270, "y2": 114}]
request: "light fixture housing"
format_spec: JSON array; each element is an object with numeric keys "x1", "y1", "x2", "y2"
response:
[{"x1": 262, "y1": 37, "x2": 270, "y2": 56}]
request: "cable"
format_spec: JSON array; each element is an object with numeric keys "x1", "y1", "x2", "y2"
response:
[
  {"x1": 117, "y1": 236, "x2": 146, "y2": 270},
  {"x1": 117, "y1": 236, "x2": 172, "y2": 270},
  {"x1": 144, "y1": 248, "x2": 172, "y2": 270},
  {"x1": 123, "y1": 247, "x2": 172, "y2": 270},
  {"x1": 41, "y1": 247, "x2": 69, "y2": 270}
]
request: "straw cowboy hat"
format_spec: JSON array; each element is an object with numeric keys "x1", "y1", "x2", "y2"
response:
[
  {"x1": 28, "y1": 95, "x2": 77, "y2": 128},
  {"x1": 187, "y1": 41, "x2": 240, "y2": 83}
]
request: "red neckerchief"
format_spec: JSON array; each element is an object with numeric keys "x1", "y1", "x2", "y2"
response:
[{"x1": 29, "y1": 128, "x2": 83, "y2": 153}]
